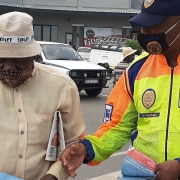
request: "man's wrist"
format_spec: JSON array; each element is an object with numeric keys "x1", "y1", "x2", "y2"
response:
[
  {"x1": 42, "y1": 174, "x2": 58, "y2": 180},
  {"x1": 80, "y1": 139, "x2": 95, "y2": 164}
]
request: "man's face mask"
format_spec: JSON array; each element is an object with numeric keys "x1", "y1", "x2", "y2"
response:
[
  {"x1": 137, "y1": 20, "x2": 180, "y2": 54},
  {"x1": 0, "y1": 58, "x2": 34, "y2": 88},
  {"x1": 128, "y1": 57, "x2": 135, "y2": 63}
]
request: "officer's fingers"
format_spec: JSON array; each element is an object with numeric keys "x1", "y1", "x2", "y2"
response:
[
  {"x1": 60, "y1": 150, "x2": 72, "y2": 167},
  {"x1": 155, "y1": 163, "x2": 161, "y2": 172},
  {"x1": 65, "y1": 168, "x2": 77, "y2": 178}
]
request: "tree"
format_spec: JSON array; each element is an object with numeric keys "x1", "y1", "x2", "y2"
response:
[{"x1": 125, "y1": 39, "x2": 142, "y2": 55}]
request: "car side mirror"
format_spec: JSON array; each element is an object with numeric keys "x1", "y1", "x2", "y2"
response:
[{"x1": 35, "y1": 54, "x2": 43, "y2": 63}]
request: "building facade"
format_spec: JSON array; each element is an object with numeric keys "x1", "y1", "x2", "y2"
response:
[{"x1": 0, "y1": 0, "x2": 143, "y2": 48}]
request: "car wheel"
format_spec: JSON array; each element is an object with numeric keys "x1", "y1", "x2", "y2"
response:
[{"x1": 85, "y1": 88, "x2": 102, "y2": 97}]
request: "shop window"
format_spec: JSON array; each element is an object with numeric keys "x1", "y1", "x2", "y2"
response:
[{"x1": 34, "y1": 25, "x2": 58, "y2": 42}]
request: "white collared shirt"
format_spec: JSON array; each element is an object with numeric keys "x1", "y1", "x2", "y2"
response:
[{"x1": 0, "y1": 62, "x2": 85, "y2": 180}]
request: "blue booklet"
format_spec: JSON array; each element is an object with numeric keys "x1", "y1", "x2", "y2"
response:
[
  {"x1": 0, "y1": 172, "x2": 23, "y2": 180},
  {"x1": 118, "y1": 148, "x2": 157, "y2": 180}
]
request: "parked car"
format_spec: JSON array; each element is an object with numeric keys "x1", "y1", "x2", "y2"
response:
[
  {"x1": 36, "y1": 41, "x2": 111, "y2": 97},
  {"x1": 77, "y1": 46, "x2": 91, "y2": 61},
  {"x1": 89, "y1": 45, "x2": 126, "y2": 69}
]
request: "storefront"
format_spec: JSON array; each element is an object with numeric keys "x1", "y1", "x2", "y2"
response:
[{"x1": 0, "y1": 0, "x2": 141, "y2": 48}]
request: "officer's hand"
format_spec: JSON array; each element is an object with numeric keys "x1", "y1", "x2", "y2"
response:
[
  {"x1": 60, "y1": 143, "x2": 87, "y2": 177},
  {"x1": 40, "y1": 174, "x2": 57, "y2": 180},
  {"x1": 155, "y1": 160, "x2": 180, "y2": 180}
]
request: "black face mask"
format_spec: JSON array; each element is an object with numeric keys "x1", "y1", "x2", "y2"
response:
[
  {"x1": 137, "y1": 20, "x2": 180, "y2": 55},
  {"x1": 128, "y1": 57, "x2": 135, "y2": 63}
]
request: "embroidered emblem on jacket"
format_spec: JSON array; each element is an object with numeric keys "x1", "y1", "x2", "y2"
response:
[
  {"x1": 142, "y1": 88, "x2": 156, "y2": 109},
  {"x1": 103, "y1": 104, "x2": 113, "y2": 123}
]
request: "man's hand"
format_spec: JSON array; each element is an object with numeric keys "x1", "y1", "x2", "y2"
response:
[
  {"x1": 60, "y1": 142, "x2": 88, "y2": 177},
  {"x1": 155, "y1": 160, "x2": 180, "y2": 180},
  {"x1": 40, "y1": 174, "x2": 57, "y2": 180}
]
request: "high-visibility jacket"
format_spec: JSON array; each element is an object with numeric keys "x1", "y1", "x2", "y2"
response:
[{"x1": 85, "y1": 52, "x2": 180, "y2": 165}]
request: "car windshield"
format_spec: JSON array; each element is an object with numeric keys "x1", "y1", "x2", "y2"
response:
[
  {"x1": 40, "y1": 44, "x2": 83, "y2": 61},
  {"x1": 77, "y1": 47, "x2": 91, "y2": 53}
]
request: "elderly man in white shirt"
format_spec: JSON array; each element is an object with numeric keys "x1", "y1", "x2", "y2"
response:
[{"x1": 0, "y1": 11, "x2": 85, "y2": 180}]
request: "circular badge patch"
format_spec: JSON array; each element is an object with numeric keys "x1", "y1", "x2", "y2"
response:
[
  {"x1": 142, "y1": 89, "x2": 156, "y2": 109},
  {"x1": 147, "y1": 41, "x2": 162, "y2": 54}
]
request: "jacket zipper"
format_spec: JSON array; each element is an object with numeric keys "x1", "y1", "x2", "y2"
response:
[{"x1": 165, "y1": 66, "x2": 174, "y2": 161}]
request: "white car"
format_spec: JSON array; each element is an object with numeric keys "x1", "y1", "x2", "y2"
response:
[
  {"x1": 77, "y1": 46, "x2": 91, "y2": 62},
  {"x1": 89, "y1": 45, "x2": 126, "y2": 69},
  {"x1": 36, "y1": 41, "x2": 111, "y2": 97}
]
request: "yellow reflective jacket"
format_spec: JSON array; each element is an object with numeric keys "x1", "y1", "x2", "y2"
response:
[{"x1": 86, "y1": 52, "x2": 180, "y2": 165}]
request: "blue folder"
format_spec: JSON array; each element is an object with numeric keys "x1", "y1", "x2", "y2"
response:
[
  {"x1": 0, "y1": 172, "x2": 23, "y2": 180},
  {"x1": 118, "y1": 148, "x2": 157, "y2": 180}
]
